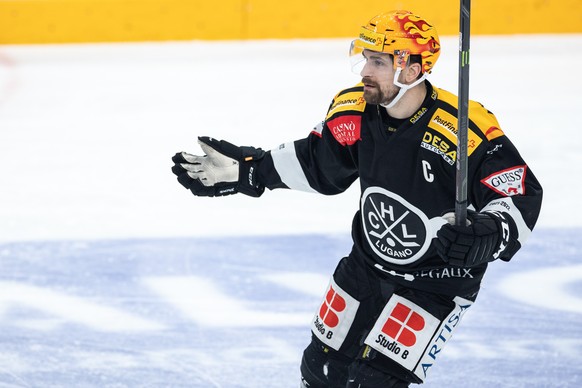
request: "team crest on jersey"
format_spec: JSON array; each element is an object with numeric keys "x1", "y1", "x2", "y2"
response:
[
  {"x1": 361, "y1": 187, "x2": 446, "y2": 265},
  {"x1": 481, "y1": 165, "x2": 527, "y2": 196},
  {"x1": 327, "y1": 115, "x2": 362, "y2": 146}
]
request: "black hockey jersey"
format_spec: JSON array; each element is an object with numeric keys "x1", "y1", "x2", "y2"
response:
[{"x1": 257, "y1": 81, "x2": 543, "y2": 295}]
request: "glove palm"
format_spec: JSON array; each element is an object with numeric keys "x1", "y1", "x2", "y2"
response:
[
  {"x1": 172, "y1": 137, "x2": 265, "y2": 197},
  {"x1": 177, "y1": 141, "x2": 239, "y2": 185}
]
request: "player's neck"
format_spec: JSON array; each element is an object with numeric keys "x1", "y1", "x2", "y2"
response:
[{"x1": 385, "y1": 81, "x2": 427, "y2": 120}]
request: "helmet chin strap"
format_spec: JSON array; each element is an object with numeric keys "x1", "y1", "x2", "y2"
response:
[{"x1": 381, "y1": 69, "x2": 427, "y2": 109}]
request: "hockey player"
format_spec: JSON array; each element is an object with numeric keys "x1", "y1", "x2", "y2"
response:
[{"x1": 171, "y1": 10, "x2": 543, "y2": 388}]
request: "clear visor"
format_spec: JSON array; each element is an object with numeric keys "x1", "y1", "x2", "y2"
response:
[
  {"x1": 349, "y1": 39, "x2": 366, "y2": 74},
  {"x1": 349, "y1": 39, "x2": 407, "y2": 75}
]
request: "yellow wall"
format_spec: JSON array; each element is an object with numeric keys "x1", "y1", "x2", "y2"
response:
[{"x1": 1, "y1": 0, "x2": 581, "y2": 44}]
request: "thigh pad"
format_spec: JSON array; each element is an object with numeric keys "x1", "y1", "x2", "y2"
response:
[{"x1": 363, "y1": 293, "x2": 473, "y2": 383}]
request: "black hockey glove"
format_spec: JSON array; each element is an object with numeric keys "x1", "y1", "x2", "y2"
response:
[
  {"x1": 172, "y1": 136, "x2": 265, "y2": 197},
  {"x1": 435, "y1": 210, "x2": 511, "y2": 267}
]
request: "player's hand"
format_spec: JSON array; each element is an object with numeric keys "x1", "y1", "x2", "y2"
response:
[
  {"x1": 172, "y1": 136, "x2": 265, "y2": 197},
  {"x1": 434, "y1": 210, "x2": 510, "y2": 267}
]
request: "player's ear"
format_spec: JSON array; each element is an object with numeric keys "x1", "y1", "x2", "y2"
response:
[{"x1": 405, "y1": 62, "x2": 422, "y2": 83}]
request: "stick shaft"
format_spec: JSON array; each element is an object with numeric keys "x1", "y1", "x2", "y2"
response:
[{"x1": 456, "y1": 0, "x2": 471, "y2": 226}]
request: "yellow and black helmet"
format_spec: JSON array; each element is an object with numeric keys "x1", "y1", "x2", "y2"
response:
[{"x1": 350, "y1": 10, "x2": 441, "y2": 74}]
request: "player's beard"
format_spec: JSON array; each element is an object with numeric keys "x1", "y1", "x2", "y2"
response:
[{"x1": 362, "y1": 77, "x2": 399, "y2": 106}]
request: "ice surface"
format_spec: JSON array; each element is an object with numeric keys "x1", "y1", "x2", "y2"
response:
[
  {"x1": 0, "y1": 35, "x2": 581, "y2": 387},
  {"x1": 0, "y1": 232, "x2": 581, "y2": 387}
]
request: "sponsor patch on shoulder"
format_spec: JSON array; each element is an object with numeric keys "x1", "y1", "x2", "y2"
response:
[
  {"x1": 481, "y1": 165, "x2": 527, "y2": 196},
  {"x1": 326, "y1": 92, "x2": 366, "y2": 119},
  {"x1": 327, "y1": 115, "x2": 362, "y2": 146}
]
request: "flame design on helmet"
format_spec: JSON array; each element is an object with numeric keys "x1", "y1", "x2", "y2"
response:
[{"x1": 359, "y1": 10, "x2": 441, "y2": 73}]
